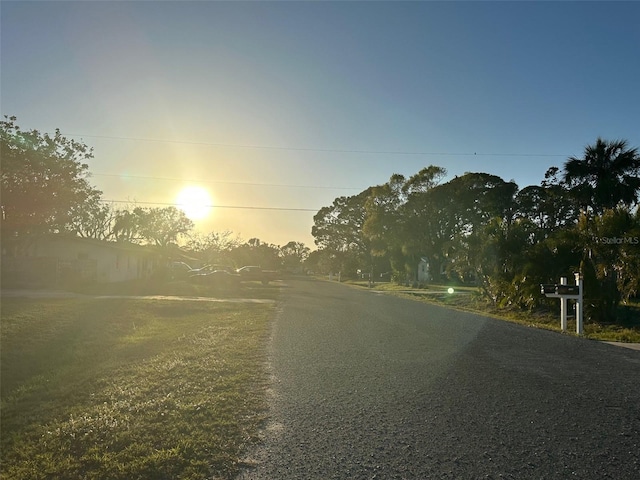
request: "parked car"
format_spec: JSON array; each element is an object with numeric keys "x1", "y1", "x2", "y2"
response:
[
  {"x1": 235, "y1": 266, "x2": 279, "y2": 285},
  {"x1": 169, "y1": 261, "x2": 194, "y2": 280},
  {"x1": 189, "y1": 269, "x2": 240, "y2": 286},
  {"x1": 186, "y1": 264, "x2": 213, "y2": 275}
]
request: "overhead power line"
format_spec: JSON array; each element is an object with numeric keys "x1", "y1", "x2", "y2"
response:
[
  {"x1": 92, "y1": 172, "x2": 360, "y2": 191},
  {"x1": 100, "y1": 199, "x2": 319, "y2": 212},
  {"x1": 62, "y1": 132, "x2": 569, "y2": 157}
]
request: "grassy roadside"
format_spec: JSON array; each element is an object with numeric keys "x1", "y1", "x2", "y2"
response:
[
  {"x1": 1, "y1": 296, "x2": 274, "y2": 480},
  {"x1": 66, "y1": 277, "x2": 282, "y2": 300},
  {"x1": 345, "y1": 280, "x2": 640, "y2": 343}
]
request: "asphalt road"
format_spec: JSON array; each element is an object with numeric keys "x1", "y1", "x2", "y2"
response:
[{"x1": 238, "y1": 277, "x2": 640, "y2": 479}]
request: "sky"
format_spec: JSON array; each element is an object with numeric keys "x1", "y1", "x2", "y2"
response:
[{"x1": 2, "y1": 1, "x2": 639, "y2": 248}]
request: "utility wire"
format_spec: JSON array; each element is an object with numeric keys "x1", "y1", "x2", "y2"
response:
[
  {"x1": 63, "y1": 132, "x2": 568, "y2": 157},
  {"x1": 100, "y1": 199, "x2": 319, "y2": 212},
  {"x1": 92, "y1": 172, "x2": 360, "y2": 191},
  {"x1": 78, "y1": 133, "x2": 568, "y2": 212}
]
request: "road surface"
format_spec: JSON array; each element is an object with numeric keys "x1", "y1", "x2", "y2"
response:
[{"x1": 239, "y1": 277, "x2": 640, "y2": 479}]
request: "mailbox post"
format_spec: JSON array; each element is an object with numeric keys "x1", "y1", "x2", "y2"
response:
[{"x1": 540, "y1": 273, "x2": 583, "y2": 335}]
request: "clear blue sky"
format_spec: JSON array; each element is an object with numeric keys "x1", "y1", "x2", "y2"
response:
[{"x1": 2, "y1": 1, "x2": 639, "y2": 247}]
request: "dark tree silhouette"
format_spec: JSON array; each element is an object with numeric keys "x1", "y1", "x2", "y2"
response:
[
  {"x1": 1, "y1": 116, "x2": 102, "y2": 252},
  {"x1": 563, "y1": 138, "x2": 640, "y2": 215}
]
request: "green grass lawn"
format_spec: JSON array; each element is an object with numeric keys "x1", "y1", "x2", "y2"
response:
[
  {"x1": 68, "y1": 277, "x2": 282, "y2": 300},
  {"x1": 1, "y1": 297, "x2": 274, "y2": 480},
  {"x1": 347, "y1": 280, "x2": 640, "y2": 343}
]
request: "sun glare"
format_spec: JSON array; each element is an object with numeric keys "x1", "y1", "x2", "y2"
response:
[{"x1": 176, "y1": 186, "x2": 213, "y2": 220}]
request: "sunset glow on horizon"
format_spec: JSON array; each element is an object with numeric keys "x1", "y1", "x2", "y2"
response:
[{"x1": 2, "y1": 1, "x2": 638, "y2": 247}]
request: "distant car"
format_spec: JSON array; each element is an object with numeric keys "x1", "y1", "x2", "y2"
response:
[
  {"x1": 169, "y1": 261, "x2": 194, "y2": 280},
  {"x1": 187, "y1": 264, "x2": 212, "y2": 275},
  {"x1": 235, "y1": 266, "x2": 279, "y2": 285},
  {"x1": 171, "y1": 261, "x2": 192, "y2": 271},
  {"x1": 189, "y1": 269, "x2": 240, "y2": 286},
  {"x1": 208, "y1": 265, "x2": 237, "y2": 274}
]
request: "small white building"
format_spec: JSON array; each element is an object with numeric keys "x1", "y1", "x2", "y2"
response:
[
  {"x1": 23, "y1": 235, "x2": 158, "y2": 284},
  {"x1": 418, "y1": 257, "x2": 431, "y2": 283}
]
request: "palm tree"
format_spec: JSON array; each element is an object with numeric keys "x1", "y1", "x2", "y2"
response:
[
  {"x1": 563, "y1": 138, "x2": 640, "y2": 215},
  {"x1": 564, "y1": 139, "x2": 640, "y2": 323}
]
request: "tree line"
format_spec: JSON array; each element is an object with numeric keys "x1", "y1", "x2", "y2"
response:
[
  {"x1": 308, "y1": 140, "x2": 640, "y2": 324},
  {"x1": 3, "y1": 116, "x2": 639, "y2": 322},
  {"x1": 1, "y1": 116, "x2": 310, "y2": 271}
]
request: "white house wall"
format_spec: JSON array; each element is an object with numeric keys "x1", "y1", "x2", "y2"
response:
[
  {"x1": 418, "y1": 258, "x2": 431, "y2": 283},
  {"x1": 30, "y1": 238, "x2": 150, "y2": 283}
]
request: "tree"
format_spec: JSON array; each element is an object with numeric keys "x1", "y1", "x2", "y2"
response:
[
  {"x1": 401, "y1": 165, "x2": 446, "y2": 195},
  {"x1": 228, "y1": 238, "x2": 281, "y2": 269},
  {"x1": 312, "y1": 188, "x2": 373, "y2": 277},
  {"x1": 113, "y1": 209, "x2": 141, "y2": 243},
  {"x1": 575, "y1": 207, "x2": 640, "y2": 322},
  {"x1": 312, "y1": 189, "x2": 371, "y2": 253},
  {"x1": 363, "y1": 174, "x2": 406, "y2": 259},
  {"x1": 400, "y1": 182, "x2": 454, "y2": 283},
  {"x1": 562, "y1": 138, "x2": 640, "y2": 322},
  {"x1": 185, "y1": 230, "x2": 241, "y2": 264},
  {"x1": 400, "y1": 172, "x2": 517, "y2": 283},
  {"x1": 305, "y1": 249, "x2": 340, "y2": 276},
  {"x1": 462, "y1": 216, "x2": 539, "y2": 307},
  {"x1": 134, "y1": 207, "x2": 194, "y2": 247},
  {"x1": 111, "y1": 206, "x2": 193, "y2": 247},
  {"x1": 515, "y1": 169, "x2": 579, "y2": 240},
  {"x1": 449, "y1": 172, "x2": 518, "y2": 229},
  {"x1": 515, "y1": 184, "x2": 577, "y2": 236},
  {"x1": 1, "y1": 116, "x2": 102, "y2": 251},
  {"x1": 67, "y1": 199, "x2": 116, "y2": 240},
  {"x1": 363, "y1": 167, "x2": 447, "y2": 279},
  {"x1": 280, "y1": 241, "x2": 310, "y2": 272},
  {"x1": 563, "y1": 138, "x2": 640, "y2": 215},
  {"x1": 617, "y1": 208, "x2": 640, "y2": 304}
]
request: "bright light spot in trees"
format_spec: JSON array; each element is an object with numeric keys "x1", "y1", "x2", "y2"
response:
[{"x1": 176, "y1": 186, "x2": 213, "y2": 220}]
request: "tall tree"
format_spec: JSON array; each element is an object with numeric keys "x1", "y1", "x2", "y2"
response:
[
  {"x1": 514, "y1": 181, "x2": 577, "y2": 238},
  {"x1": 113, "y1": 209, "x2": 141, "y2": 243},
  {"x1": 280, "y1": 241, "x2": 311, "y2": 272},
  {"x1": 363, "y1": 167, "x2": 447, "y2": 278},
  {"x1": 134, "y1": 207, "x2": 194, "y2": 248},
  {"x1": 67, "y1": 199, "x2": 115, "y2": 240},
  {"x1": 1, "y1": 116, "x2": 102, "y2": 250},
  {"x1": 576, "y1": 207, "x2": 640, "y2": 322},
  {"x1": 363, "y1": 174, "x2": 406, "y2": 257},
  {"x1": 402, "y1": 172, "x2": 517, "y2": 282},
  {"x1": 312, "y1": 188, "x2": 373, "y2": 276},
  {"x1": 401, "y1": 165, "x2": 446, "y2": 195},
  {"x1": 228, "y1": 238, "x2": 281, "y2": 269},
  {"x1": 563, "y1": 138, "x2": 640, "y2": 215},
  {"x1": 111, "y1": 206, "x2": 194, "y2": 247},
  {"x1": 186, "y1": 230, "x2": 241, "y2": 264},
  {"x1": 562, "y1": 139, "x2": 640, "y2": 321},
  {"x1": 312, "y1": 188, "x2": 372, "y2": 255}
]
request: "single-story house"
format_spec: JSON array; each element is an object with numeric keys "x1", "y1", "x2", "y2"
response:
[{"x1": 7, "y1": 235, "x2": 160, "y2": 285}]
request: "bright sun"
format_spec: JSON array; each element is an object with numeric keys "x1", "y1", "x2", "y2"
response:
[{"x1": 176, "y1": 186, "x2": 213, "y2": 220}]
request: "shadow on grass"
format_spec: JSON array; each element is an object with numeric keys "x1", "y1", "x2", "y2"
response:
[
  {"x1": 1, "y1": 297, "x2": 273, "y2": 479},
  {"x1": 66, "y1": 277, "x2": 282, "y2": 300}
]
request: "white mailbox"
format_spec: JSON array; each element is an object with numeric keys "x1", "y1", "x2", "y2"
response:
[{"x1": 541, "y1": 273, "x2": 583, "y2": 335}]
